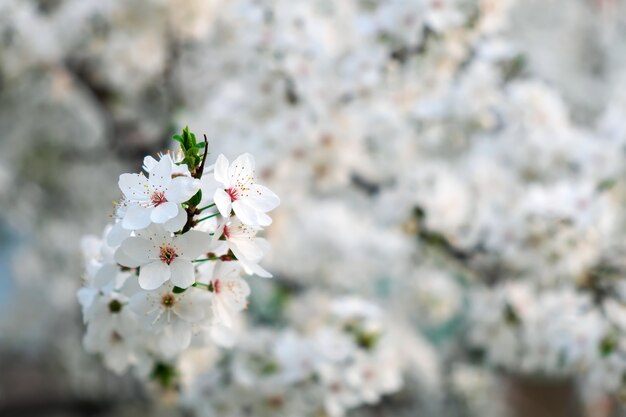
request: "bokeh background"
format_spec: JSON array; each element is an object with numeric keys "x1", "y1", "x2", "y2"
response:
[{"x1": 3, "y1": 0, "x2": 626, "y2": 416}]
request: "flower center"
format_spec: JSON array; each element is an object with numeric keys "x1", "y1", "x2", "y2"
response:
[
  {"x1": 108, "y1": 299, "x2": 123, "y2": 313},
  {"x1": 151, "y1": 191, "x2": 167, "y2": 207},
  {"x1": 161, "y1": 293, "x2": 175, "y2": 308},
  {"x1": 226, "y1": 187, "x2": 239, "y2": 202},
  {"x1": 223, "y1": 225, "x2": 230, "y2": 239},
  {"x1": 159, "y1": 245, "x2": 177, "y2": 265}
]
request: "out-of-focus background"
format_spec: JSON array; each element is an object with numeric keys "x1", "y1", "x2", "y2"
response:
[{"x1": 4, "y1": 0, "x2": 626, "y2": 416}]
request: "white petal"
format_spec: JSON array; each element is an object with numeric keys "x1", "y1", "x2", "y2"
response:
[
  {"x1": 165, "y1": 176, "x2": 201, "y2": 204},
  {"x1": 214, "y1": 188, "x2": 232, "y2": 217},
  {"x1": 230, "y1": 237, "x2": 263, "y2": 261},
  {"x1": 149, "y1": 154, "x2": 174, "y2": 188},
  {"x1": 129, "y1": 291, "x2": 152, "y2": 315},
  {"x1": 114, "y1": 247, "x2": 141, "y2": 268},
  {"x1": 176, "y1": 230, "x2": 213, "y2": 259},
  {"x1": 214, "y1": 154, "x2": 230, "y2": 187},
  {"x1": 212, "y1": 300, "x2": 234, "y2": 327},
  {"x1": 222, "y1": 278, "x2": 250, "y2": 311},
  {"x1": 159, "y1": 321, "x2": 191, "y2": 357},
  {"x1": 169, "y1": 259, "x2": 195, "y2": 288},
  {"x1": 119, "y1": 237, "x2": 158, "y2": 264},
  {"x1": 142, "y1": 155, "x2": 158, "y2": 173},
  {"x1": 245, "y1": 184, "x2": 280, "y2": 212},
  {"x1": 107, "y1": 222, "x2": 132, "y2": 247},
  {"x1": 163, "y1": 208, "x2": 187, "y2": 233},
  {"x1": 138, "y1": 262, "x2": 171, "y2": 290},
  {"x1": 121, "y1": 204, "x2": 152, "y2": 230},
  {"x1": 104, "y1": 347, "x2": 131, "y2": 375},
  {"x1": 173, "y1": 295, "x2": 205, "y2": 322},
  {"x1": 228, "y1": 153, "x2": 255, "y2": 185},
  {"x1": 255, "y1": 211, "x2": 273, "y2": 227},
  {"x1": 215, "y1": 261, "x2": 242, "y2": 280},
  {"x1": 77, "y1": 287, "x2": 97, "y2": 312},
  {"x1": 150, "y1": 201, "x2": 179, "y2": 223},
  {"x1": 238, "y1": 258, "x2": 273, "y2": 278},
  {"x1": 210, "y1": 324, "x2": 238, "y2": 348},
  {"x1": 199, "y1": 175, "x2": 220, "y2": 207},
  {"x1": 94, "y1": 264, "x2": 117, "y2": 289},
  {"x1": 119, "y1": 174, "x2": 149, "y2": 201},
  {"x1": 232, "y1": 200, "x2": 258, "y2": 226}
]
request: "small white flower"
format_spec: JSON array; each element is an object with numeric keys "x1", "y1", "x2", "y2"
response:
[
  {"x1": 207, "y1": 261, "x2": 251, "y2": 328},
  {"x1": 116, "y1": 225, "x2": 212, "y2": 290},
  {"x1": 211, "y1": 154, "x2": 279, "y2": 227},
  {"x1": 130, "y1": 283, "x2": 208, "y2": 358},
  {"x1": 118, "y1": 154, "x2": 200, "y2": 231},
  {"x1": 83, "y1": 293, "x2": 140, "y2": 374},
  {"x1": 345, "y1": 351, "x2": 403, "y2": 405},
  {"x1": 214, "y1": 217, "x2": 272, "y2": 278},
  {"x1": 80, "y1": 226, "x2": 131, "y2": 302}
]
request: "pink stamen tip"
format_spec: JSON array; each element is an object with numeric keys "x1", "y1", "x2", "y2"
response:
[
  {"x1": 226, "y1": 187, "x2": 239, "y2": 202},
  {"x1": 213, "y1": 279, "x2": 221, "y2": 294},
  {"x1": 223, "y1": 225, "x2": 230, "y2": 239},
  {"x1": 151, "y1": 191, "x2": 168, "y2": 207}
]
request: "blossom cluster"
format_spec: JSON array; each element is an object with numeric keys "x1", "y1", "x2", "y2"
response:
[
  {"x1": 180, "y1": 294, "x2": 407, "y2": 417},
  {"x1": 78, "y1": 128, "x2": 279, "y2": 378}
]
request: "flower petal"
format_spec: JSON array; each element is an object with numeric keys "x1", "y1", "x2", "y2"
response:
[
  {"x1": 172, "y1": 294, "x2": 205, "y2": 322},
  {"x1": 238, "y1": 257, "x2": 273, "y2": 278},
  {"x1": 176, "y1": 230, "x2": 213, "y2": 259},
  {"x1": 199, "y1": 174, "x2": 220, "y2": 207},
  {"x1": 114, "y1": 246, "x2": 141, "y2": 268},
  {"x1": 232, "y1": 200, "x2": 258, "y2": 226},
  {"x1": 150, "y1": 201, "x2": 179, "y2": 223},
  {"x1": 165, "y1": 176, "x2": 201, "y2": 204},
  {"x1": 129, "y1": 291, "x2": 152, "y2": 315},
  {"x1": 142, "y1": 155, "x2": 158, "y2": 173},
  {"x1": 255, "y1": 211, "x2": 273, "y2": 227},
  {"x1": 119, "y1": 174, "x2": 149, "y2": 201},
  {"x1": 221, "y1": 277, "x2": 250, "y2": 311},
  {"x1": 214, "y1": 188, "x2": 232, "y2": 217},
  {"x1": 210, "y1": 324, "x2": 237, "y2": 348},
  {"x1": 169, "y1": 259, "x2": 196, "y2": 289},
  {"x1": 138, "y1": 261, "x2": 171, "y2": 290},
  {"x1": 245, "y1": 184, "x2": 280, "y2": 212},
  {"x1": 159, "y1": 321, "x2": 191, "y2": 358},
  {"x1": 228, "y1": 153, "x2": 255, "y2": 186},
  {"x1": 163, "y1": 208, "x2": 187, "y2": 233},
  {"x1": 214, "y1": 154, "x2": 230, "y2": 187},
  {"x1": 122, "y1": 204, "x2": 152, "y2": 230},
  {"x1": 149, "y1": 154, "x2": 173, "y2": 188},
  {"x1": 230, "y1": 236, "x2": 263, "y2": 261},
  {"x1": 107, "y1": 222, "x2": 132, "y2": 247},
  {"x1": 119, "y1": 237, "x2": 158, "y2": 264}
]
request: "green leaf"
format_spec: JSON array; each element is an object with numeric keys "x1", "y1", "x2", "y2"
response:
[
  {"x1": 597, "y1": 178, "x2": 617, "y2": 192},
  {"x1": 151, "y1": 362, "x2": 178, "y2": 389},
  {"x1": 600, "y1": 334, "x2": 618, "y2": 357},
  {"x1": 172, "y1": 286, "x2": 187, "y2": 294},
  {"x1": 504, "y1": 303, "x2": 520, "y2": 326},
  {"x1": 187, "y1": 189, "x2": 202, "y2": 207}
]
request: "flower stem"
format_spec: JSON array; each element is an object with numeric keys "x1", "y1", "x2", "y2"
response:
[
  {"x1": 196, "y1": 212, "x2": 220, "y2": 223},
  {"x1": 192, "y1": 257, "x2": 221, "y2": 263},
  {"x1": 198, "y1": 203, "x2": 216, "y2": 211}
]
